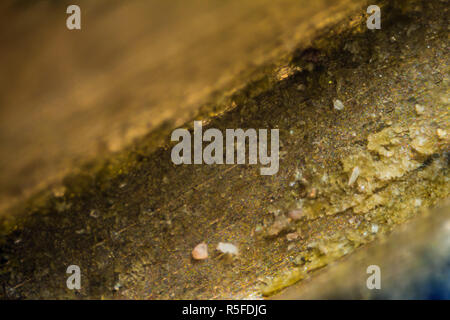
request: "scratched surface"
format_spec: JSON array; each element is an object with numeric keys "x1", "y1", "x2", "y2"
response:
[
  {"x1": 0, "y1": 0, "x2": 449, "y2": 299},
  {"x1": 0, "y1": 0, "x2": 362, "y2": 215}
]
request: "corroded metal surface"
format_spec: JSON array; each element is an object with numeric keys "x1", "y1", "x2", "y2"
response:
[
  {"x1": 0, "y1": 0, "x2": 364, "y2": 215},
  {"x1": 0, "y1": 0, "x2": 449, "y2": 299},
  {"x1": 272, "y1": 200, "x2": 450, "y2": 299}
]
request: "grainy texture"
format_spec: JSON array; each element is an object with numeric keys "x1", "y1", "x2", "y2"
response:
[
  {"x1": 0, "y1": 0, "x2": 365, "y2": 214},
  {"x1": 0, "y1": 0, "x2": 449, "y2": 299}
]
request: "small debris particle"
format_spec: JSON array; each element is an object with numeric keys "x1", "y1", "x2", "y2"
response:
[
  {"x1": 371, "y1": 224, "x2": 379, "y2": 234},
  {"x1": 288, "y1": 209, "x2": 305, "y2": 221},
  {"x1": 307, "y1": 188, "x2": 317, "y2": 199},
  {"x1": 293, "y1": 169, "x2": 303, "y2": 181},
  {"x1": 89, "y1": 209, "x2": 99, "y2": 218},
  {"x1": 415, "y1": 104, "x2": 425, "y2": 115},
  {"x1": 296, "y1": 84, "x2": 305, "y2": 91},
  {"x1": 267, "y1": 215, "x2": 291, "y2": 236},
  {"x1": 113, "y1": 282, "x2": 122, "y2": 291},
  {"x1": 348, "y1": 166, "x2": 360, "y2": 186},
  {"x1": 293, "y1": 255, "x2": 306, "y2": 266},
  {"x1": 216, "y1": 242, "x2": 238, "y2": 255},
  {"x1": 348, "y1": 217, "x2": 358, "y2": 225},
  {"x1": 254, "y1": 224, "x2": 264, "y2": 233},
  {"x1": 436, "y1": 128, "x2": 447, "y2": 139},
  {"x1": 268, "y1": 205, "x2": 282, "y2": 217},
  {"x1": 192, "y1": 242, "x2": 208, "y2": 260},
  {"x1": 276, "y1": 66, "x2": 298, "y2": 80},
  {"x1": 333, "y1": 99, "x2": 345, "y2": 110},
  {"x1": 286, "y1": 232, "x2": 299, "y2": 241},
  {"x1": 52, "y1": 186, "x2": 66, "y2": 198},
  {"x1": 414, "y1": 198, "x2": 422, "y2": 207}
]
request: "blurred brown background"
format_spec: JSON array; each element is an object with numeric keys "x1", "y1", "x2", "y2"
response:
[{"x1": 0, "y1": 0, "x2": 359, "y2": 214}]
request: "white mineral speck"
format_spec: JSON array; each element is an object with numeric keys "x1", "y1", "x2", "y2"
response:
[
  {"x1": 415, "y1": 104, "x2": 425, "y2": 115},
  {"x1": 436, "y1": 128, "x2": 447, "y2": 139},
  {"x1": 294, "y1": 169, "x2": 303, "y2": 181},
  {"x1": 414, "y1": 199, "x2": 422, "y2": 207},
  {"x1": 333, "y1": 99, "x2": 345, "y2": 110},
  {"x1": 371, "y1": 224, "x2": 379, "y2": 233},
  {"x1": 348, "y1": 166, "x2": 360, "y2": 186},
  {"x1": 217, "y1": 242, "x2": 238, "y2": 255}
]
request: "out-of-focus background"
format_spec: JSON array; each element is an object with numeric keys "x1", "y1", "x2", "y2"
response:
[{"x1": 0, "y1": 0, "x2": 361, "y2": 214}]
